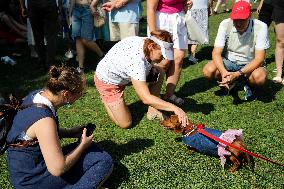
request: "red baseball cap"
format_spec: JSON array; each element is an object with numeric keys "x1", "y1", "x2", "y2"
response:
[{"x1": 230, "y1": 1, "x2": 251, "y2": 20}]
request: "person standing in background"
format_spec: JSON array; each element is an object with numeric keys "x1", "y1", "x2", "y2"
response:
[
  {"x1": 187, "y1": 0, "x2": 210, "y2": 64},
  {"x1": 103, "y1": 0, "x2": 141, "y2": 42},
  {"x1": 20, "y1": 0, "x2": 60, "y2": 69},
  {"x1": 69, "y1": 0, "x2": 105, "y2": 73},
  {"x1": 147, "y1": 0, "x2": 193, "y2": 106},
  {"x1": 270, "y1": 0, "x2": 284, "y2": 84}
]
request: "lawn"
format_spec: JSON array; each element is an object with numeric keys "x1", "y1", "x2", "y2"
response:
[{"x1": 0, "y1": 2, "x2": 284, "y2": 189}]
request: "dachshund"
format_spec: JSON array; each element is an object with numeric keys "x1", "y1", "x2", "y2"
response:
[{"x1": 160, "y1": 115, "x2": 254, "y2": 172}]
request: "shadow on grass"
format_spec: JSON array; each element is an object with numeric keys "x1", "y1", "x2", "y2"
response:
[
  {"x1": 182, "y1": 98, "x2": 215, "y2": 115},
  {"x1": 256, "y1": 80, "x2": 283, "y2": 103},
  {"x1": 0, "y1": 45, "x2": 50, "y2": 98},
  {"x1": 177, "y1": 76, "x2": 216, "y2": 97},
  {"x1": 264, "y1": 54, "x2": 275, "y2": 66},
  {"x1": 128, "y1": 101, "x2": 148, "y2": 126},
  {"x1": 182, "y1": 46, "x2": 213, "y2": 69},
  {"x1": 97, "y1": 138, "x2": 154, "y2": 188}
]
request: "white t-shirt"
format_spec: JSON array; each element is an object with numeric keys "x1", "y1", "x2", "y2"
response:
[
  {"x1": 214, "y1": 18, "x2": 269, "y2": 64},
  {"x1": 96, "y1": 36, "x2": 152, "y2": 85}
]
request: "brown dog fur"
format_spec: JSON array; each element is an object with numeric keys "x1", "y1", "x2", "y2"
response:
[{"x1": 160, "y1": 115, "x2": 254, "y2": 172}]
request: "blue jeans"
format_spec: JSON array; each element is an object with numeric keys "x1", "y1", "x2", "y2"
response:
[
  {"x1": 7, "y1": 143, "x2": 113, "y2": 189},
  {"x1": 72, "y1": 4, "x2": 96, "y2": 41}
]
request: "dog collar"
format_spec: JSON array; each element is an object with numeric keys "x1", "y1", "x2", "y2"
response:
[{"x1": 184, "y1": 125, "x2": 197, "y2": 136}]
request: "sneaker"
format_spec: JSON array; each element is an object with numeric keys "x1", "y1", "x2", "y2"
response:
[
  {"x1": 30, "y1": 50, "x2": 39, "y2": 58},
  {"x1": 244, "y1": 85, "x2": 256, "y2": 101},
  {"x1": 188, "y1": 55, "x2": 198, "y2": 64},
  {"x1": 76, "y1": 67, "x2": 84, "y2": 74},
  {"x1": 65, "y1": 50, "x2": 74, "y2": 59}
]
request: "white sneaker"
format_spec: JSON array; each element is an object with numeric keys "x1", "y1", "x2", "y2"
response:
[
  {"x1": 188, "y1": 55, "x2": 198, "y2": 64},
  {"x1": 244, "y1": 85, "x2": 255, "y2": 101},
  {"x1": 65, "y1": 50, "x2": 74, "y2": 59},
  {"x1": 76, "y1": 67, "x2": 84, "y2": 74}
]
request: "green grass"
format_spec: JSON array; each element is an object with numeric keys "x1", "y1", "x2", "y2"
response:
[{"x1": 1, "y1": 2, "x2": 284, "y2": 189}]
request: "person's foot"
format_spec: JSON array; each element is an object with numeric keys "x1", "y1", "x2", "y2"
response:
[
  {"x1": 76, "y1": 67, "x2": 84, "y2": 74},
  {"x1": 272, "y1": 76, "x2": 283, "y2": 84},
  {"x1": 215, "y1": 82, "x2": 236, "y2": 97},
  {"x1": 147, "y1": 109, "x2": 167, "y2": 121},
  {"x1": 65, "y1": 50, "x2": 74, "y2": 59},
  {"x1": 244, "y1": 85, "x2": 256, "y2": 101},
  {"x1": 188, "y1": 55, "x2": 198, "y2": 64}
]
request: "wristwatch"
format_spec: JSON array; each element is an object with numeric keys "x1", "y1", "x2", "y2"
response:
[{"x1": 238, "y1": 69, "x2": 244, "y2": 76}]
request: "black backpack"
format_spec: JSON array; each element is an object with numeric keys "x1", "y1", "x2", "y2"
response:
[
  {"x1": 0, "y1": 95, "x2": 22, "y2": 155},
  {"x1": 0, "y1": 95, "x2": 52, "y2": 155}
]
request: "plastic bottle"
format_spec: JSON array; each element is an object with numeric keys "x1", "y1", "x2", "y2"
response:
[{"x1": 0, "y1": 56, "x2": 16, "y2": 66}]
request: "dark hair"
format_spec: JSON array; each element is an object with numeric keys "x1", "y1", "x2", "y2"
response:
[
  {"x1": 46, "y1": 66, "x2": 85, "y2": 95},
  {"x1": 144, "y1": 30, "x2": 173, "y2": 60}
]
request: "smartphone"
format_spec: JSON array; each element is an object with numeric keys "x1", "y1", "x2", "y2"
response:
[{"x1": 85, "y1": 123, "x2": 96, "y2": 137}]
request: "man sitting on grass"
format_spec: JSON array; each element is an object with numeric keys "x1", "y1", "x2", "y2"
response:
[{"x1": 203, "y1": 1, "x2": 269, "y2": 101}]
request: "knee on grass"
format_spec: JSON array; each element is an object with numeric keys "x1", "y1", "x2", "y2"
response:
[{"x1": 117, "y1": 120, "x2": 132, "y2": 129}]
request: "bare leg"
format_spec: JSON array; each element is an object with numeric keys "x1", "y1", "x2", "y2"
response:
[
  {"x1": 164, "y1": 49, "x2": 186, "y2": 98},
  {"x1": 82, "y1": 39, "x2": 104, "y2": 58},
  {"x1": 76, "y1": 38, "x2": 86, "y2": 69},
  {"x1": 1, "y1": 14, "x2": 27, "y2": 38},
  {"x1": 9, "y1": 15, "x2": 27, "y2": 31},
  {"x1": 203, "y1": 60, "x2": 222, "y2": 80},
  {"x1": 248, "y1": 67, "x2": 267, "y2": 86},
  {"x1": 274, "y1": 23, "x2": 284, "y2": 79},
  {"x1": 147, "y1": 66, "x2": 165, "y2": 118},
  {"x1": 103, "y1": 99, "x2": 132, "y2": 129},
  {"x1": 190, "y1": 44, "x2": 198, "y2": 58},
  {"x1": 214, "y1": 0, "x2": 223, "y2": 13}
]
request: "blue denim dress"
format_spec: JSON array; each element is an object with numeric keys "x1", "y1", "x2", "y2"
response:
[
  {"x1": 182, "y1": 127, "x2": 222, "y2": 156},
  {"x1": 6, "y1": 90, "x2": 113, "y2": 189}
]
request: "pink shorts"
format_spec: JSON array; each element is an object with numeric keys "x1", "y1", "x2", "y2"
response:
[{"x1": 94, "y1": 75, "x2": 125, "y2": 104}]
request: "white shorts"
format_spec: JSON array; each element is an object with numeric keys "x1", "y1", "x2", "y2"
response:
[
  {"x1": 148, "y1": 11, "x2": 188, "y2": 50},
  {"x1": 109, "y1": 22, "x2": 139, "y2": 41}
]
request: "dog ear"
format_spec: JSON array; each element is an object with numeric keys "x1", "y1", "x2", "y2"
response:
[{"x1": 170, "y1": 115, "x2": 179, "y2": 124}]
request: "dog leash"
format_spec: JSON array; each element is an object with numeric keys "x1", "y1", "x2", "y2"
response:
[{"x1": 195, "y1": 124, "x2": 284, "y2": 168}]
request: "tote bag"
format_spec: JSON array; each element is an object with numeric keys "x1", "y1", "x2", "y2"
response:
[
  {"x1": 185, "y1": 11, "x2": 209, "y2": 44},
  {"x1": 93, "y1": 1, "x2": 106, "y2": 28}
]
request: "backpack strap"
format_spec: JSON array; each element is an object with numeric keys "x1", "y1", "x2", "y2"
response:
[
  {"x1": 20, "y1": 103, "x2": 52, "y2": 112},
  {"x1": 7, "y1": 103, "x2": 54, "y2": 149}
]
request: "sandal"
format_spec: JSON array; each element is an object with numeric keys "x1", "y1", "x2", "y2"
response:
[
  {"x1": 272, "y1": 76, "x2": 283, "y2": 84},
  {"x1": 164, "y1": 94, "x2": 185, "y2": 106},
  {"x1": 147, "y1": 110, "x2": 168, "y2": 121}
]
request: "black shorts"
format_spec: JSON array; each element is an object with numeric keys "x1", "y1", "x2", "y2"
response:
[
  {"x1": 258, "y1": 3, "x2": 273, "y2": 27},
  {"x1": 272, "y1": 0, "x2": 284, "y2": 23}
]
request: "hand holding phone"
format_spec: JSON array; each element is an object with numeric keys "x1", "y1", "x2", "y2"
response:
[{"x1": 85, "y1": 123, "x2": 96, "y2": 137}]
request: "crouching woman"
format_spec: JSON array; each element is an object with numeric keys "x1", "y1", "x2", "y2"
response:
[
  {"x1": 6, "y1": 66, "x2": 113, "y2": 188},
  {"x1": 94, "y1": 30, "x2": 189, "y2": 129}
]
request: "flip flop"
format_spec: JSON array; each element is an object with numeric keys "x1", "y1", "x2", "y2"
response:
[{"x1": 147, "y1": 111, "x2": 168, "y2": 121}]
